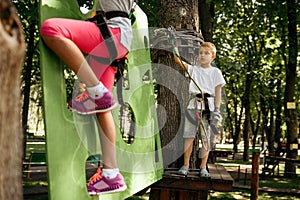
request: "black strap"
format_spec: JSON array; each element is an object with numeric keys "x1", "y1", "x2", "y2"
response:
[
  {"x1": 114, "y1": 58, "x2": 126, "y2": 105},
  {"x1": 88, "y1": 55, "x2": 127, "y2": 105},
  {"x1": 186, "y1": 93, "x2": 212, "y2": 124},
  {"x1": 105, "y1": 11, "x2": 129, "y2": 20},
  {"x1": 86, "y1": 12, "x2": 118, "y2": 63},
  {"x1": 85, "y1": 11, "x2": 131, "y2": 105}
]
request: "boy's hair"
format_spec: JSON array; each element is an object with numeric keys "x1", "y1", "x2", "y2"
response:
[{"x1": 200, "y1": 42, "x2": 217, "y2": 55}]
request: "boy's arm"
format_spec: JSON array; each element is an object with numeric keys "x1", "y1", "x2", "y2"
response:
[
  {"x1": 211, "y1": 84, "x2": 223, "y2": 135},
  {"x1": 214, "y1": 84, "x2": 223, "y2": 111},
  {"x1": 173, "y1": 47, "x2": 188, "y2": 70}
]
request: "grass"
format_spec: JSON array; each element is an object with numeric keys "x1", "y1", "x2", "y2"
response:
[
  {"x1": 209, "y1": 189, "x2": 300, "y2": 200},
  {"x1": 24, "y1": 141, "x2": 300, "y2": 199},
  {"x1": 23, "y1": 181, "x2": 48, "y2": 188},
  {"x1": 25, "y1": 140, "x2": 46, "y2": 160}
]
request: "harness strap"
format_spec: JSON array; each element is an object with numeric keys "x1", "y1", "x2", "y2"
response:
[
  {"x1": 186, "y1": 93, "x2": 212, "y2": 124},
  {"x1": 105, "y1": 11, "x2": 129, "y2": 20},
  {"x1": 114, "y1": 58, "x2": 127, "y2": 105},
  {"x1": 86, "y1": 11, "x2": 131, "y2": 105},
  {"x1": 96, "y1": 11, "x2": 118, "y2": 62}
]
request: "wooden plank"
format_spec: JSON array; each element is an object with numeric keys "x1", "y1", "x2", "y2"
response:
[
  {"x1": 208, "y1": 164, "x2": 234, "y2": 192},
  {"x1": 152, "y1": 165, "x2": 234, "y2": 192},
  {"x1": 214, "y1": 164, "x2": 234, "y2": 181},
  {"x1": 208, "y1": 164, "x2": 222, "y2": 180}
]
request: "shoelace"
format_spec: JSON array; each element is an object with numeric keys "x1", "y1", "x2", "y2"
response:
[
  {"x1": 87, "y1": 168, "x2": 102, "y2": 186},
  {"x1": 75, "y1": 90, "x2": 89, "y2": 102}
]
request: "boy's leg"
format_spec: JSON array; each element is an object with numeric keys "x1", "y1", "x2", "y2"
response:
[
  {"x1": 199, "y1": 115, "x2": 211, "y2": 177},
  {"x1": 183, "y1": 138, "x2": 194, "y2": 167},
  {"x1": 178, "y1": 110, "x2": 199, "y2": 175},
  {"x1": 199, "y1": 142, "x2": 209, "y2": 169}
]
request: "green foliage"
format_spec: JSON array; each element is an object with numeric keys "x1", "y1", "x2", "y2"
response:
[
  {"x1": 213, "y1": 0, "x2": 299, "y2": 152},
  {"x1": 14, "y1": 0, "x2": 298, "y2": 157},
  {"x1": 137, "y1": 0, "x2": 158, "y2": 27}
]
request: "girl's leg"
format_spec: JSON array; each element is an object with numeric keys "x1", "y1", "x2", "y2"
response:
[
  {"x1": 41, "y1": 35, "x2": 100, "y2": 87},
  {"x1": 96, "y1": 66, "x2": 118, "y2": 169},
  {"x1": 40, "y1": 18, "x2": 127, "y2": 84},
  {"x1": 41, "y1": 18, "x2": 120, "y2": 166},
  {"x1": 97, "y1": 112, "x2": 117, "y2": 168}
]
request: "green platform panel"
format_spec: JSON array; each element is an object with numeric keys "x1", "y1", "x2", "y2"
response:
[{"x1": 39, "y1": 1, "x2": 163, "y2": 199}]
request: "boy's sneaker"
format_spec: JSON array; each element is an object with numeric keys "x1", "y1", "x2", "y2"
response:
[
  {"x1": 177, "y1": 166, "x2": 189, "y2": 175},
  {"x1": 68, "y1": 89, "x2": 118, "y2": 115},
  {"x1": 87, "y1": 168, "x2": 127, "y2": 195},
  {"x1": 199, "y1": 168, "x2": 210, "y2": 178}
]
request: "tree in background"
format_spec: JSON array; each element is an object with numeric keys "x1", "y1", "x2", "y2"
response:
[
  {"x1": 14, "y1": 0, "x2": 41, "y2": 159},
  {"x1": 0, "y1": 0, "x2": 25, "y2": 199},
  {"x1": 284, "y1": 0, "x2": 298, "y2": 178},
  {"x1": 214, "y1": 0, "x2": 299, "y2": 170},
  {"x1": 199, "y1": 0, "x2": 214, "y2": 42}
]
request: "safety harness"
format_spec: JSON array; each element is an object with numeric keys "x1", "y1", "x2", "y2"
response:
[
  {"x1": 86, "y1": 11, "x2": 129, "y2": 63},
  {"x1": 186, "y1": 93, "x2": 212, "y2": 125},
  {"x1": 86, "y1": 9, "x2": 135, "y2": 105}
]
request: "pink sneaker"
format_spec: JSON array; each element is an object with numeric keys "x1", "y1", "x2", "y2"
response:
[
  {"x1": 87, "y1": 168, "x2": 127, "y2": 195},
  {"x1": 68, "y1": 89, "x2": 118, "y2": 115}
]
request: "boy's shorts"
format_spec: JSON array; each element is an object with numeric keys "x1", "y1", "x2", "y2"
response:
[{"x1": 183, "y1": 109, "x2": 211, "y2": 142}]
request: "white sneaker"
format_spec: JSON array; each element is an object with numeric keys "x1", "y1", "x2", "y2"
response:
[
  {"x1": 177, "y1": 166, "x2": 189, "y2": 175},
  {"x1": 199, "y1": 168, "x2": 210, "y2": 177}
]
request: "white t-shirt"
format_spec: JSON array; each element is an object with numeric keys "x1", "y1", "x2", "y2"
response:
[{"x1": 187, "y1": 64, "x2": 226, "y2": 109}]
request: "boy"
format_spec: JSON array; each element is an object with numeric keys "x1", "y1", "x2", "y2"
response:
[{"x1": 173, "y1": 42, "x2": 225, "y2": 177}]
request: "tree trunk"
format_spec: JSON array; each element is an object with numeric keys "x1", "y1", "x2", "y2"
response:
[
  {"x1": 156, "y1": 0, "x2": 199, "y2": 168},
  {"x1": 199, "y1": 0, "x2": 214, "y2": 42},
  {"x1": 21, "y1": 21, "x2": 37, "y2": 160},
  {"x1": 242, "y1": 73, "x2": 252, "y2": 161},
  {"x1": 0, "y1": 0, "x2": 25, "y2": 199},
  {"x1": 284, "y1": 0, "x2": 298, "y2": 178}
]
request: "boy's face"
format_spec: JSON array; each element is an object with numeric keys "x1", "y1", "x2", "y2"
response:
[{"x1": 198, "y1": 47, "x2": 215, "y2": 65}]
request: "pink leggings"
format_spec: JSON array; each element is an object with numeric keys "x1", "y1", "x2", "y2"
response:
[{"x1": 41, "y1": 18, "x2": 128, "y2": 91}]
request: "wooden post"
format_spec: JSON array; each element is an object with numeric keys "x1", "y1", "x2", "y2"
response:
[
  {"x1": 251, "y1": 151, "x2": 260, "y2": 200},
  {"x1": 243, "y1": 168, "x2": 247, "y2": 185},
  {"x1": 237, "y1": 165, "x2": 240, "y2": 181}
]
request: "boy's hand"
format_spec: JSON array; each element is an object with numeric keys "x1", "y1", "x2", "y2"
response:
[{"x1": 173, "y1": 47, "x2": 180, "y2": 57}]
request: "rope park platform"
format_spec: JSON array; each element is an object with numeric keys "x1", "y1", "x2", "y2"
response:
[
  {"x1": 39, "y1": 0, "x2": 233, "y2": 199},
  {"x1": 149, "y1": 164, "x2": 234, "y2": 200}
]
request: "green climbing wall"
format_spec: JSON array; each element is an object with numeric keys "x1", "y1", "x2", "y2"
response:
[{"x1": 39, "y1": 1, "x2": 163, "y2": 199}]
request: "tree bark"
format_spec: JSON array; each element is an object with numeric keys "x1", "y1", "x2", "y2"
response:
[
  {"x1": 284, "y1": 0, "x2": 298, "y2": 178},
  {"x1": 0, "y1": 0, "x2": 25, "y2": 199},
  {"x1": 198, "y1": 0, "x2": 214, "y2": 42},
  {"x1": 156, "y1": 0, "x2": 199, "y2": 168},
  {"x1": 242, "y1": 73, "x2": 251, "y2": 161}
]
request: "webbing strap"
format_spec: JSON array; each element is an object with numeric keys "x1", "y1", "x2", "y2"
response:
[
  {"x1": 88, "y1": 55, "x2": 127, "y2": 105},
  {"x1": 186, "y1": 93, "x2": 212, "y2": 124},
  {"x1": 96, "y1": 11, "x2": 118, "y2": 62},
  {"x1": 105, "y1": 11, "x2": 129, "y2": 20},
  {"x1": 86, "y1": 11, "x2": 130, "y2": 105}
]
